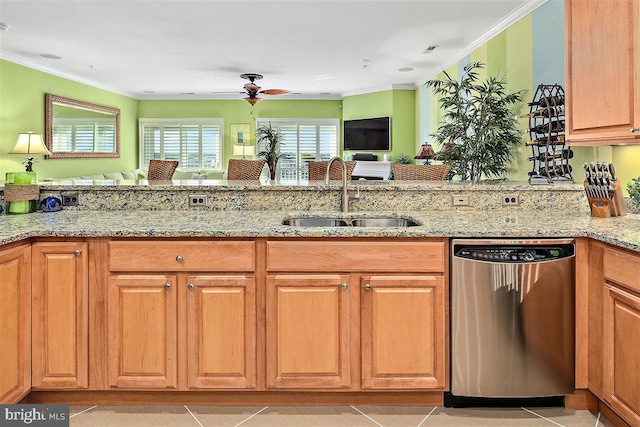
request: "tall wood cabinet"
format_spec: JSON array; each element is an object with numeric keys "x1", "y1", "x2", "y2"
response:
[
  {"x1": 106, "y1": 240, "x2": 256, "y2": 390},
  {"x1": 31, "y1": 241, "x2": 89, "y2": 389},
  {"x1": 565, "y1": 0, "x2": 640, "y2": 145},
  {"x1": 0, "y1": 244, "x2": 31, "y2": 403}
]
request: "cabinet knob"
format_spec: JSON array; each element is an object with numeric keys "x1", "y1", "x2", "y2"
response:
[
  {"x1": 341, "y1": 283, "x2": 348, "y2": 290},
  {"x1": 632, "y1": 126, "x2": 639, "y2": 133},
  {"x1": 165, "y1": 283, "x2": 172, "y2": 290},
  {"x1": 74, "y1": 249, "x2": 82, "y2": 256},
  {"x1": 176, "y1": 255, "x2": 183, "y2": 262},
  {"x1": 188, "y1": 283, "x2": 195, "y2": 291},
  {"x1": 364, "y1": 284, "x2": 372, "y2": 291}
]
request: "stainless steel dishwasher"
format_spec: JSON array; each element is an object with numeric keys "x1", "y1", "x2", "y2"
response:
[{"x1": 450, "y1": 239, "x2": 575, "y2": 401}]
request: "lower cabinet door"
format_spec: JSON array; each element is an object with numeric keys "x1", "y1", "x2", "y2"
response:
[
  {"x1": 32, "y1": 242, "x2": 88, "y2": 389},
  {"x1": 361, "y1": 275, "x2": 446, "y2": 389},
  {"x1": 186, "y1": 275, "x2": 256, "y2": 389},
  {"x1": 266, "y1": 274, "x2": 352, "y2": 389},
  {"x1": 108, "y1": 275, "x2": 178, "y2": 389},
  {"x1": 603, "y1": 284, "x2": 640, "y2": 426},
  {"x1": 0, "y1": 244, "x2": 31, "y2": 403}
]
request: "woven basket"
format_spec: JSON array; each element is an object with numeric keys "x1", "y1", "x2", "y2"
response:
[
  {"x1": 308, "y1": 161, "x2": 357, "y2": 181},
  {"x1": 148, "y1": 160, "x2": 179, "y2": 180},
  {"x1": 392, "y1": 164, "x2": 450, "y2": 181},
  {"x1": 227, "y1": 159, "x2": 266, "y2": 180}
]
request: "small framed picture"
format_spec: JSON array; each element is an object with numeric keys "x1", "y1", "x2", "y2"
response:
[{"x1": 230, "y1": 123, "x2": 251, "y2": 145}]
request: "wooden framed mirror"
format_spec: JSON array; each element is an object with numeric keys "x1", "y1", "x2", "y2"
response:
[{"x1": 45, "y1": 93, "x2": 120, "y2": 158}]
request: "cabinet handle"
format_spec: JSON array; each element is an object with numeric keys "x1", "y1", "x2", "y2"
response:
[
  {"x1": 364, "y1": 284, "x2": 372, "y2": 291},
  {"x1": 188, "y1": 283, "x2": 195, "y2": 291},
  {"x1": 341, "y1": 283, "x2": 348, "y2": 290},
  {"x1": 632, "y1": 126, "x2": 639, "y2": 133},
  {"x1": 74, "y1": 249, "x2": 82, "y2": 256},
  {"x1": 176, "y1": 255, "x2": 183, "y2": 262},
  {"x1": 165, "y1": 283, "x2": 172, "y2": 290}
]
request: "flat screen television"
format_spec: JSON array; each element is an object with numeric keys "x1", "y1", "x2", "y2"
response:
[{"x1": 343, "y1": 116, "x2": 391, "y2": 151}]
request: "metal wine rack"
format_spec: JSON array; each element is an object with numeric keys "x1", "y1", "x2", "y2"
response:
[{"x1": 526, "y1": 84, "x2": 573, "y2": 184}]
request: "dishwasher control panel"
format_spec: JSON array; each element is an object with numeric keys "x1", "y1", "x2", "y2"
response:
[{"x1": 454, "y1": 244, "x2": 574, "y2": 263}]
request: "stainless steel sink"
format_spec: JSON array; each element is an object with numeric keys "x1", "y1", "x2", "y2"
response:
[
  {"x1": 282, "y1": 216, "x2": 419, "y2": 227},
  {"x1": 351, "y1": 217, "x2": 419, "y2": 227},
  {"x1": 282, "y1": 217, "x2": 349, "y2": 227}
]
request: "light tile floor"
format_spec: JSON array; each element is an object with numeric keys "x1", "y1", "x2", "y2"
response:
[{"x1": 68, "y1": 405, "x2": 616, "y2": 427}]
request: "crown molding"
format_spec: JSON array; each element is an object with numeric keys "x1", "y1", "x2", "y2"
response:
[{"x1": 415, "y1": 0, "x2": 548, "y2": 87}]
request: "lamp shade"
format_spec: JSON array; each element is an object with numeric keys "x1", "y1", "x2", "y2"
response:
[
  {"x1": 10, "y1": 132, "x2": 52, "y2": 155},
  {"x1": 414, "y1": 144, "x2": 435, "y2": 159}
]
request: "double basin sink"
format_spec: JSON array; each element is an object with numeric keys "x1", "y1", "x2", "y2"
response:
[{"x1": 282, "y1": 216, "x2": 419, "y2": 228}]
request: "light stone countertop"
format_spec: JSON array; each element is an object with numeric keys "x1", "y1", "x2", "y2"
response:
[{"x1": 1, "y1": 209, "x2": 639, "y2": 253}]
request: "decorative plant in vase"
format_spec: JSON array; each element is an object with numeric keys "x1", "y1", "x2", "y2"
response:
[
  {"x1": 628, "y1": 176, "x2": 640, "y2": 211},
  {"x1": 256, "y1": 123, "x2": 284, "y2": 180},
  {"x1": 427, "y1": 62, "x2": 525, "y2": 182}
]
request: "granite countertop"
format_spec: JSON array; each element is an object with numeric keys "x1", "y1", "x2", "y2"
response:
[{"x1": 1, "y1": 209, "x2": 639, "y2": 253}]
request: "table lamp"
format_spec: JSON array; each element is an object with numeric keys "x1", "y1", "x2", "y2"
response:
[
  {"x1": 5, "y1": 131, "x2": 51, "y2": 214},
  {"x1": 414, "y1": 143, "x2": 436, "y2": 165}
]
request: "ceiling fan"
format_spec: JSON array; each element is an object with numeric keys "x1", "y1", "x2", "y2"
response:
[{"x1": 240, "y1": 73, "x2": 290, "y2": 105}]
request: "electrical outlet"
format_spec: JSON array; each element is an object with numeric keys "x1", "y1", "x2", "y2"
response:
[
  {"x1": 504, "y1": 216, "x2": 518, "y2": 224},
  {"x1": 189, "y1": 194, "x2": 207, "y2": 207},
  {"x1": 62, "y1": 193, "x2": 79, "y2": 206},
  {"x1": 452, "y1": 195, "x2": 470, "y2": 206},
  {"x1": 501, "y1": 194, "x2": 520, "y2": 206}
]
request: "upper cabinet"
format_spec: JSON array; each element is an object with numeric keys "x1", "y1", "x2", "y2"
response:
[{"x1": 565, "y1": 0, "x2": 640, "y2": 145}]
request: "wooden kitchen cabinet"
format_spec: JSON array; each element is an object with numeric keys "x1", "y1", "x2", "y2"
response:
[
  {"x1": 361, "y1": 275, "x2": 445, "y2": 389},
  {"x1": 106, "y1": 239, "x2": 257, "y2": 390},
  {"x1": 32, "y1": 241, "x2": 89, "y2": 389},
  {"x1": 0, "y1": 244, "x2": 31, "y2": 403},
  {"x1": 602, "y1": 246, "x2": 640, "y2": 426},
  {"x1": 187, "y1": 275, "x2": 256, "y2": 389},
  {"x1": 108, "y1": 274, "x2": 178, "y2": 389},
  {"x1": 265, "y1": 239, "x2": 447, "y2": 391},
  {"x1": 266, "y1": 274, "x2": 353, "y2": 389},
  {"x1": 565, "y1": 0, "x2": 640, "y2": 145}
]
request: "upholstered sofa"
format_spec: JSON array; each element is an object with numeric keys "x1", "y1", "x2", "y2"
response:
[{"x1": 55, "y1": 169, "x2": 227, "y2": 181}]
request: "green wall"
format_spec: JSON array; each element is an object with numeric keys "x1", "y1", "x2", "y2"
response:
[
  {"x1": 0, "y1": 59, "x2": 139, "y2": 179},
  {"x1": 342, "y1": 90, "x2": 416, "y2": 160}
]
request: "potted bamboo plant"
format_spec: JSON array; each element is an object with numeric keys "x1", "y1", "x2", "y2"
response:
[
  {"x1": 256, "y1": 123, "x2": 284, "y2": 180},
  {"x1": 427, "y1": 62, "x2": 525, "y2": 182}
]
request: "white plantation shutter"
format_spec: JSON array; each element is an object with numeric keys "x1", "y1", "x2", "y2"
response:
[
  {"x1": 139, "y1": 119, "x2": 223, "y2": 171},
  {"x1": 52, "y1": 118, "x2": 116, "y2": 152},
  {"x1": 257, "y1": 119, "x2": 339, "y2": 182}
]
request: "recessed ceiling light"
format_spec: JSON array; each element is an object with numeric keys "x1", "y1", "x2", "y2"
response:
[
  {"x1": 40, "y1": 53, "x2": 62, "y2": 59},
  {"x1": 362, "y1": 59, "x2": 371, "y2": 62},
  {"x1": 180, "y1": 92, "x2": 195, "y2": 95},
  {"x1": 423, "y1": 45, "x2": 439, "y2": 54},
  {"x1": 320, "y1": 92, "x2": 331, "y2": 95},
  {"x1": 0, "y1": 22, "x2": 9, "y2": 31},
  {"x1": 398, "y1": 67, "x2": 414, "y2": 72},
  {"x1": 143, "y1": 90, "x2": 156, "y2": 94}
]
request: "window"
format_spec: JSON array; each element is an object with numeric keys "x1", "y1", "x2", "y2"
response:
[
  {"x1": 52, "y1": 118, "x2": 116, "y2": 152},
  {"x1": 139, "y1": 119, "x2": 224, "y2": 171},
  {"x1": 256, "y1": 118, "x2": 339, "y2": 182}
]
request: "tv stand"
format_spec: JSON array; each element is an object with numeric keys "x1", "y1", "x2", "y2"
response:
[{"x1": 351, "y1": 161, "x2": 391, "y2": 180}]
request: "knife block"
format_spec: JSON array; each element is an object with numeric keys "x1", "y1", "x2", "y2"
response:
[{"x1": 584, "y1": 179, "x2": 627, "y2": 218}]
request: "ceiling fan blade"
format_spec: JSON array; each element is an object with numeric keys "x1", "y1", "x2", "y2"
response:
[{"x1": 260, "y1": 89, "x2": 291, "y2": 95}]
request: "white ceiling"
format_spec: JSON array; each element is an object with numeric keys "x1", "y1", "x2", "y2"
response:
[{"x1": 0, "y1": 0, "x2": 545, "y2": 101}]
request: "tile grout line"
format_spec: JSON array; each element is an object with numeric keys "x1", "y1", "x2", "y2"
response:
[
  {"x1": 350, "y1": 405, "x2": 385, "y2": 427},
  {"x1": 522, "y1": 407, "x2": 565, "y2": 427},
  {"x1": 184, "y1": 405, "x2": 204, "y2": 427},
  {"x1": 416, "y1": 406, "x2": 439, "y2": 427},
  {"x1": 234, "y1": 406, "x2": 269, "y2": 427},
  {"x1": 69, "y1": 405, "x2": 98, "y2": 418}
]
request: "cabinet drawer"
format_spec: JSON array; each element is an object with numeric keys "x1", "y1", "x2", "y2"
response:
[
  {"x1": 604, "y1": 247, "x2": 640, "y2": 293},
  {"x1": 109, "y1": 240, "x2": 255, "y2": 272},
  {"x1": 266, "y1": 240, "x2": 446, "y2": 272}
]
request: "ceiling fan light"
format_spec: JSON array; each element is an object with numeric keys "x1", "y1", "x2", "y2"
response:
[{"x1": 244, "y1": 97, "x2": 262, "y2": 105}]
